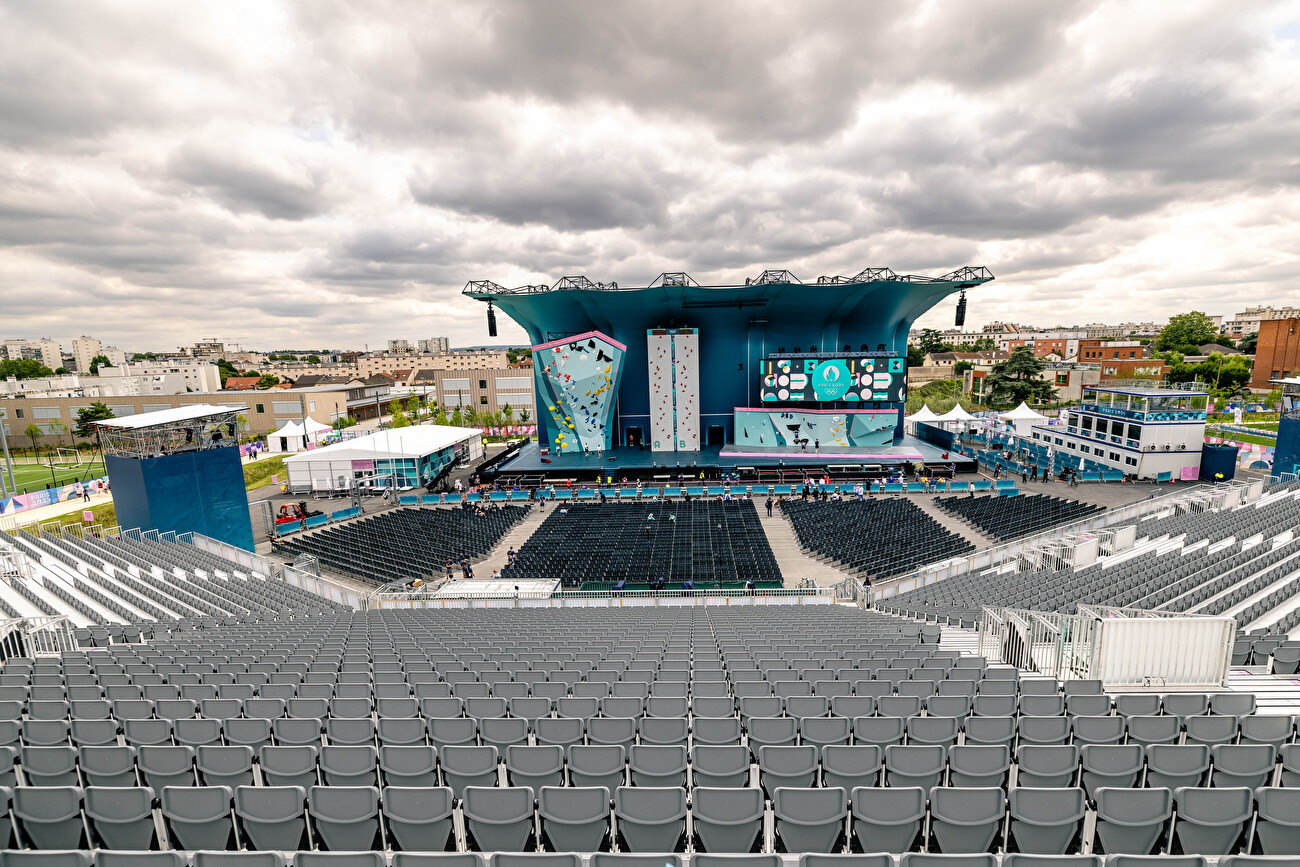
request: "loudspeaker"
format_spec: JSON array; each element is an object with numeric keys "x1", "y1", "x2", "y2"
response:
[
  {"x1": 955, "y1": 290, "x2": 968, "y2": 327},
  {"x1": 487, "y1": 301, "x2": 498, "y2": 337}
]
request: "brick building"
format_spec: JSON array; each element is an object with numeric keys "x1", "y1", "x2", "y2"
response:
[{"x1": 1251, "y1": 318, "x2": 1300, "y2": 391}]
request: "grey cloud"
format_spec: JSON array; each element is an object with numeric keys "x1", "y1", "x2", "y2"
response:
[{"x1": 166, "y1": 143, "x2": 334, "y2": 221}]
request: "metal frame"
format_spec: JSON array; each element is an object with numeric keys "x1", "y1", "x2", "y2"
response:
[
  {"x1": 96, "y1": 406, "x2": 243, "y2": 460},
  {"x1": 0, "y1": 615, "x2": 77, "y2": 657}
]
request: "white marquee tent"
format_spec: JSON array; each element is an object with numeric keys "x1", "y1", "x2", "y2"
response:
[
  {"x1": 267, "y1": 418, "x2": 333, "y2": 454},
  {"x1": 999, "y1": 401, "x2": 1049, "y2": 436}
]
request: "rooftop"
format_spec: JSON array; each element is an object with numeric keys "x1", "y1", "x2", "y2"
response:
[
  {"x1": 282, "y1": 423, "x2": 481, "y2": 462},
  {"x1": 1086, "y1": 385, "x2": 1208, "y2": 397},
  {"x1": 95, "y1": 403, "x2": 247, "y2": 430}
]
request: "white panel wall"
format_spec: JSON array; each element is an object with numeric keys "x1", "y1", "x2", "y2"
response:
[
  {"x1": 647, "y1": 333, "x2": 674, "y2": 451},
  {"x1": 674, "y1": 330, "x2": 700, "y2": 451}
]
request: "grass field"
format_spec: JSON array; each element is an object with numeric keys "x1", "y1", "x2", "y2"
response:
[{"x1": 6, "y1": 458, "x2": 107, "y2": 495}]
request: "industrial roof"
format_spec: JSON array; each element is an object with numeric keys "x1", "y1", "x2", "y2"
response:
[
  {"x1": 95, "y1": 404, "x2": 247, "y2": 429},
  {"x1": 282, "y1": 424, "x2": 481, "y2": 463}
]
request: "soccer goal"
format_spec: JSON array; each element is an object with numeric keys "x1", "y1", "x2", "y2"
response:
[{"x1": 52, "y1": 448, "x2": 84, "y2": 468}]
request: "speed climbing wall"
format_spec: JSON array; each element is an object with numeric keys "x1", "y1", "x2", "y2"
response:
[
  {"x1": 733, "y1": 407, "x2": 898, "y2": 449},
  {"x1": 533, "y1": 331, "x2": 626, "y2": 454},
  {"x1": 647, "y1": 328, "x2": 700, "y2": 451}
]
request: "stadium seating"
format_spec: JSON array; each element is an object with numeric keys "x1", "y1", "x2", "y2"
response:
[
  {"x1": 932, "y1": 493, "x2": 1106, "y2": 542},
  {"x1": 780, "y1": 498, "x2": 975, "y2": 581},
  {"x1": 273, "y1": 506, "x2": 531, "y2": 584},
  {"x1": 502, "y1": 501, "x2": 781, "y2": 588}
]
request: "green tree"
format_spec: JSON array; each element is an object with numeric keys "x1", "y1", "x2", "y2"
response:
[
  {"x1": 916, "y1": 329, "x2": 945, "y2": 355},
  {"x1": 24, "y1": 423, "x2": 43, "y2": 454},
  {"x1": 332, "y1": 415, "x2": 357, "y2": 430},
  {"x1": 1263, "y1": 386, "x2": 1282, "y2": 409},
  {"x1": 88, "y1": 354, "x2": 112, "y2": 375},
  {"x1": 215, "y1": 358, "x2": 238, "y2": 386},
  {"x1": 906, "y1": 345, "x2": 925, "y2": 367},
  {"x1": 47, "y1": 419, "x2": 68, "y2": 447},
  {"x1": 502, "y1": 404, "x2": 514, "y2": 428},
  {"x1": 74, "y1": 402, "x2": 116, "y2": 438},
  {"x1": 980, "y1": 346, "x2": 1056, "y2": 406},
  {"x1": 405, "y1": 396, "x2": 420, "y2": 421},
  {"x1": 953, "y1": 361, "x2": 974, "y2": 375},
  {"x1": 1155, "y1": 311, "x2": 1220, "y2": 353},
  {"x1": 391, "y1": 410, "x2": 411, "y2": 428},
  {"x1": 306, "y1": 354, "x2": 321, "y2": 364},
  {"x1": 518, "y1": 408, "x2": 531, "y2": 426},
  {"x1": 432, "y1": 406, "x2": 449, "y2": 426},
  {"x1": 0, "y1": 359, "x2": 54, "y2": 380},
  {"x1": 970, "y1": 336, "x2": 998, "y2": 351},
  {"x1": 255, "y1": 374, "x2": 280, "y2": 389},
  {"x1": 450, "y1": 408, "x2": 463, "y2": 427},
  {"x1": 1237, "y1": 332, "x2": 1258, "y2": 354},
  {"x1": 54, "y1": 367, "x2": 68, "y2": 375}
]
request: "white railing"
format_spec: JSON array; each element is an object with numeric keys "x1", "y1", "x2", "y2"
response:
[
  {"x1": 0, "y1": 615, "x2": 78, "y2": 658},
  {"x1": 280, "y1": 564, "x2": 371, "y2": 611},
  {"x1": 364, "y1": 587, "x2": 837, "y2": 610},
  {"x1": 979, "y1": 604, "x2": 1235, "y2": 688},
  {"x1": 182, "y1": 532, "x2": 275, "y2": 578},
  {"x1": 873, "y1": 484, "x2": 1214, "y2": 601}
]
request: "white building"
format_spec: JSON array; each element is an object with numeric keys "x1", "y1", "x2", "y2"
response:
[
  {"x1": 282, "y1": 424, "x2": 484, "y2": 493},
  {"x1": 1224, "y1": 306, "x2": 1300, "y2": 338},
  {"x1": 418, "y1": 337, "x2": 451, "y2": 354},
  {"x1": 1029, "y1": 385, "x2": 1209, "y2": 481},
  {"x1": 71, "y1": 336, "x2": 101, "y2": 373},
  {"x1": 116, "y1": 361, "x2": 221, "y2": 393},
  {"x1": 2, "y1": 338, "x2": 62, "y2": 371}
]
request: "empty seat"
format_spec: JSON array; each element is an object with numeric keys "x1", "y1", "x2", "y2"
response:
[
  {"x1": 853, "y1": 716, "x2": 905, "y2": 749},
  {"x1": 948, "y1": 745, "x2": 1010, "y2": 789},
  {"x1": 1210, "y1": 694, "x2": 1256, "y2": 718},
  {"x1": 428, "y1": 717, "x2": 478, "y2": 751},
  {"x1": 1007, "y1": 787, "x2": 1086, "y2": 854},
  {"x1": 234, "y1": 784, "x2": 309, "y2": 850},
  {"x1": 1015, "y1": 745, "x2": 1079, "y2": 788},
  {"x1": 21, "y1": 746, "x2": 79, "y2": 787},
  {"x1": 568, "y1": 745, "x2": 625, "y2": 792},
  {"x1": 1080, "y1": 745, "x2": 1143, "y2": 798},
  {"x1": 480, "y1": 717, "x2": 529, "y2": 752},
  {"x1": 851, "y1": 786, "x2": 926, "y2": 854},
  {"x1": 1254, "y1": 786, "x2": 1300, "y2": 855},
  {"x1": 382, "y1": 785, "x2": 455, "y2": 852},
  {"x1": 800, "y1": 716, "x2": 851, "y2": 749},
  {"x1": 535, "y1": 717, "x2": 585, "y2": 748},
  {"x1": 614, "y1": 786, "x2": 687, "y2": 852},
  {"x1": 260, "y1": 745, "x2": 319, "y2": 788},
  {"x1": 908, "y1": 716, "x2": 961, "y2": 749},
  {"x1": 1145, "y1": 744, "x2": 1211, "y2": 790},
  {"x1": 197, "y1": 745, "x2": 255, "y2": 789},
  {"x1": 929, "y1": 787, "x2": 1006, "y2": 854},
  {"x1": 161, "y1": 784, "x2": 236, "y2": 851},
  {"x1": 1126, "y1": 715, "x2": 1182, "y2": 748},
  {"x1": 320, "y1": 745, "x2": 379, "y2": 787},
  {"x1": 1162, "y1": 695, "x2": 1209, "y2": 724},
  {"x1": 628, "y1": 745, "x2": 687, "y2": 788},
  {"x1": 377, "y1": 718, "x2": 427, "y2": 748},
  {"x1": 746, "y1": 716, "x2": 797, "y2": 756},
  {"x1": 772, "y1": 787, "x2": 847, "y2": 854},
  {"x1": 13, "y1": 786, "x2": 87, "y2": 849},
  {"x1": 1186, "y1": 715, "x2": 1238, "y2": 747},
  {"x1": 588, "y1": 717, "x2": 637, "y2": 750},
  {"x1": 692, "y1": 786, "x2": 764, "y2": 853},
  {"x1": 758, "y1": 745, "x2": 819, "y2": 796},
  {"x1": 507, "y1": 745, "x2": 566, "y2": 789},
  {"x1": 463, "y1": 785, "x2": 535, "y2": 852},
  {"x1": 639, "y1": 717, "x2": 688, "y2": 748},
  {"x1": 1071, "y1": 715, "x2": 1125, "y2": 746},
  {"x1": 885, "y1": 744, "x2": 946, "y2": 790},
  {"x1": 1239, "y1": 715, "x2": 1293, "y2": 749},
  {"x1": 138, "y1": 746, "x2": 196, "y2": 790},
  {"x1": 964, "y1": 716, "x2": 1016, "y2": 749},
  {"x1": 693, "y1": 717, "x2": 743, "y2": 746},
  {"x1": 380, "y1": 745, "x2": 439, "y2": 788},
  {"x1": 539, "y1": 785, "x2": 611, "y2": 852},
  {"x1": 692, "y1": 745, "x2": 751, "y2": 788},
  {"x1": 1171, "y1": 786, "x2": 1252, "y2": 855},
  {"x1": 1115, "y1": 695, "x2": 1162, "y2": 717},
  {"x1": 309, "y1": 785, "x2": 382, "y2": 851},
  {"x1": 1093, "y1": 787, "x2": 1172, "y2": 855},
  {"x1": 440, "y1": 746, "x2": 500, "y2": 800}
]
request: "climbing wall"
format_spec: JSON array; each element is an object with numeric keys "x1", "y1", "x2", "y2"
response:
[
  {"x1": 533, "y1": 331, "x2": 626, "y2": 454},
  {"x1": 647, "y1": 328, "x2": 700, "y2": 451},
  {"x1": 733, "y1": 408, "x2": 898, "y2": 449}
]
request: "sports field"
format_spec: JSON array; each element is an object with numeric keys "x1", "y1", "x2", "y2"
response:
[{"x1": 5, "y1": 458, "x2": 108, "y2": 495}]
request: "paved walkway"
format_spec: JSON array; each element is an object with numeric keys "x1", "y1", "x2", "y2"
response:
[
  {"x1": 908, "y1": 496, "x2": 996, "y2": 550},
  {"x1": 0, "y1": 491, "x2": 115, "y2": 531},
  {"x1": 758, "y1": 507, "x2": 855, "y2": 588}
]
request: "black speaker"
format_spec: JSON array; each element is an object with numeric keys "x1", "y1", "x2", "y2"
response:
[
  {"x1": 955, "y1": 290, "x2": 967, "y2": 327},
  {"x1": 486, "y1": 301, "x2": 498, "y2": 337}
]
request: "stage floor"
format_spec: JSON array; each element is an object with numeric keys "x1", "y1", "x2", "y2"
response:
[{"x1": 492, "y1": 435, "x2": 973, "y2": 479}]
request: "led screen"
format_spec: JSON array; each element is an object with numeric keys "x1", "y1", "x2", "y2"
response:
[{"x1": 760, "y1": 356, "x2": 906, "y2": 403}]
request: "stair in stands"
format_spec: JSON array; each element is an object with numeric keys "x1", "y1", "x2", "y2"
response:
[
  {"x1": 909, "y1": 496, "x2": 996, "y2": 551},
  {"x1": 473, "y1": 504, "x2": 550, "y2": 579},
  {"x1": 761, "y1": 509, "x2": 855, "y2": 588}
]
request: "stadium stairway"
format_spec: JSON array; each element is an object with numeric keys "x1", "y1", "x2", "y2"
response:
[
  {"x1": 909, "y1": 495, "x2": 997, "y2": 551},
  {"x1": 761, "y1": 508, "x2": 855, "y2": 587},
  {"x1": 472, "y1": 504, "x2": 552, "y2": 580}
]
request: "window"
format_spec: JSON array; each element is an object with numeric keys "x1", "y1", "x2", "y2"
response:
[
  {"x1": 479, "y1": 396, "x2": 488, "y2": 405},
  {"x1": 256, "y1": 404, "x2": 265, "y2": 414},
  {"x1": 1068, "y1": 442, "x2": 1076, "y2": 450},
  {"x1": 1082, "y1": 416, "x2": 1093, "y2": 431},
  {"x1": 1109, "y1": 452, "x2": 1120, "y2": 461},
  {"x1": 309, "y1": 401, "x2": 316, "y2": 412},
  {"x1": 1127, "y1": 424, "x2": 1141, "y2": 439},
  {"x1": 1081, "y1": 445, "x2": 1090, "y2": 453},
  {"x1": 478, "y1": 379, "x2": 487, "y2": 389},
  {"x1": 1126, "y1": 456, "x2": 1138, "y2": 466},
  {"x1": 1095, "y1": 419, "x2": 1107, "y2": 435},
  {"x1": 14, "y1": 408, "x2": 23, "y2": 419}
]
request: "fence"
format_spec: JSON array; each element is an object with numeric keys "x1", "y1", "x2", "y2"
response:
[
  {"x1": 279, "y1": 564, "x2": 372, "y2": 610},
  {"x1": 182, "y1": 532, "x2": 276, "y2": 578},
  {"x1": 0, "y1": 615, "x2": 78, "y2": 659},
  {"x1": 871, "y1": 482, "x2": 1228, "y2": 601},
  {"x1": 978, "y1": 604, "x2": 1235, "y2": 688},
  {"x1": 363, "y1": 586, "x2": 838, "y2": 610}
]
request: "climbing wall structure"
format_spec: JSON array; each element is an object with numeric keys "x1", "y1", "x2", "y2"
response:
[
  {"x1": 647, "y1": 327, "x2": 700, "y2": 452},
  {"x1": 533, "y1": 331, "x2": 626, "y2": 454}
]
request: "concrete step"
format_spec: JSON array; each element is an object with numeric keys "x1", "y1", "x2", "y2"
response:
[
  {"x1": 908, "y1": 495, "x2": 997, "y2": 551},
  {"x1": 473, "y1": 505, "x2": 550, "y2": 577},
  {"x1": 758, "y1": 510, "x2": 855, "y2": 589}
]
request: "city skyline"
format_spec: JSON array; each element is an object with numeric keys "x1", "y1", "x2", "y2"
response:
[{"x1": 2, "y1": 1, "x2": 1299, "y2": 348}]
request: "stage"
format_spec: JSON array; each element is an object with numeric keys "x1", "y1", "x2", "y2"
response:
[{"x1": 488, "y1": 435, "x2": 976, "y2": 481}]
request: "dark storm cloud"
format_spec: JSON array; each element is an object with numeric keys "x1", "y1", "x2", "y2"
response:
[{"x1": 165, "y1": 143, "x2": 335, "y2": 221}]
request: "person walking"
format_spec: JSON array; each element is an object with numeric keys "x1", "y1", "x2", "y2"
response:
[{"x1": 765, "y1": 496, "x2": 773, "y2": 517}]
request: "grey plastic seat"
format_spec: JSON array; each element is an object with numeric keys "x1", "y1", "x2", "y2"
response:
[
  {"x1": 1071, "y1": 715, "x2": 1125, "y2": 746},
  {"x1": 463, "y1": 785, "x2": 535, "y2": 852},
  {"x1": 1093, "y1": 786, "x2": 1172, "y2": 855},
  {"x1": 614, "y1": 786, "x2": 687, "y2": 852},
  {"x1": 506, "y1": 745, "x2": 566, "y2": 789},
  {"x1": 161, "y1": 784, "x2": 236, "y2": 851},
  {"x1": 851, "y1": 786, "x2": 926, "y2": 853},
  {"x1": 1144, "y1": 744, "x2": 1210, "y2": 790},
  {"x1": 1162, "y1": 695, "x2": 1209, "y2": 724},
  {"x1": 224, "y1": 718, "x2": 274, "y2": 751},
  {"x1": 693, "y1": 717, "x2": 743, "y2": 746},
  {"x1": 326, "y1": 717, "x2": 376, "y2": 747},
  {"x1": 21, "y1": 746, "x2": 79, "y2": 787},
  {"x1": 1185, "y1": 714, "x2": 1238, "y2": 746},
  {"x1": 927, "y1": 696, "x2": 973, "y2": 723},
  {"x1": 908, "y1": 716, "x2": 960, "y2": 748},
  {"x1": 1015, "y1": 745, "x2": 1078, "y2": 788},
  {"x1": 380, "y1": 745, "x2": 439, "y2": 788},
  {"x1": 94, "y1": 853, "x2": 187, "y2": 867},
  {"x1": 948, "y1": 745, "x2": 1010, "y2": 788},
  {"x1": 1239, "y1": 715, "x2": 1294, "y2": 749},
  {"x1": 234, "y1": 784, "x2": 309, "y2": 850},
  {"x1": 535, "y1": 717, "x2": 585, "y2": 748},
  {"x1": 1, "y1": 853, "x2": 94, "y2": 867},
  {"x1": 382, "y1": 785, "x2": 455, "y2": 852},
  {"x1": 1065, "y1": 695, "x2": 1111, "y2": 717},
  {"x1": 174, "y1": 718, "x2": 223, "y2": 748},
  {"x1": 272, "y1": 717, "x2": 322, "y2": 747},
  {"x1": 320, "y1": 745, "x2": 379, "y2": 787},
  {"x1": 692, "y1": 697, "x2": 737, "y2": 719},
  {"x1": 757, "y1": 745, "x2": 818, "y2": 796},
  {"x1": 1210, "y1": 694, "x2": 1257, "y2": 718},
  {"x1": 973, "y1": 696, "x2": 1018, "y2": 717},
  {"x1": 637, "y1": 716, "x2": 687, "y2": 748},
  {"x1": 377, "y1": 717, "x2": 427, "y2": 748},
  {"x1": 1007, "y1": 787, "x2": 1086, "y2": 854},
  {"x1": 309, "y1": 785, "x2": 382, "y2": 851},
  {"x1": 1126, "y1": 715, "x2": 1182, "y2": 747},
  {"x1": 964, "y1": 716, "x2": 1015, "y2": 749},
  {"x1": 747, "y1": 716, "x2": 797, "y2": 757},
  {"x1": 138, "y1": 745, "x2": 196, "y2": 789},
  {"x1": 773, "y1": 787, "x2": 847, "y2": 854},
  {"x1": 1080, "y1": 745, "x2": 1144, "y2": 798},
  {"x1": 71, "y1": 720, "x2": 120, "y2": 749},
  {"x1": 1020, "y1": 696, "x2": 1065, "y2": 717},
  {"x1": 602, "y1": 697, "x2": 644, "y2": 719},
  {"x1": 692, "y1": 745, "x2": 751, "y2": 788},
  {"x1": 0, "y1": 785, "x2": 12, "y2": 848},
  {"x1": 428, "y1": 717, "x2": 479, "y2": 751},
  {"x1": 1282, "y1": 743, "x2": 1300, "y2": 787},
  {"x1": 929, "y1": 786, "x2": 1006, "y2": 854},
  {"x1": 884, "y1": 744, "x2": 946, "y2": 790},
  {"x1": 831, "y1": 696, "x2": 876, "y2": 719},
  {"x1": 294, "y1": 855, "x2": 381, "y2": 867},
  {"x1": 799, "y1": 855, "x2": 891, "y2": 867},
  {"x1": 13, "y1": 786, "x2": 87, "y2": 849},
  {"x1": 122, "y1": 719, "x2": 172, "y2": 748},
  {"x1": 567, "y1": 744, "x2": 625, "y2": 792},
  {"x1": 739, "y1": 697, "x2": 783, "y2": 722},
  {"x1": 818, "y1": 745, "x2": 880, "y2": 795},
  {"x1": 692, "y1": 786, "x2": 764, "y2": 853},
  {"x1": 1171, "y1": 785, "x2": 1252, "y2": 855},
  {"x1": 1254, "y1": 786, "x2": 1300, "y2": 855},
  {"x1": 20, "y1": 720, "x2": 70, "y2": 747},
  {"x1": 490, "y1": 857, "x2": 578, "y2": 867},
  {"x1": 197, "y1": 745, "x2": 255, "y2": 789},
  {"x1": 259, "y1": 745, "x2": 319, "y2": 788},
  {"x1": 853, "y1": 716, "x2": 905, "y2": 748},
  {"x1": 588, "y1": 717, "x2": 637, "y2": 750},
  {"x1": 800, "y1": 716, "x2": 851, "y2": 749},
  {"x1": 1018, "y1": 716, "x2": 1070, "y2": 748},
  {"x1": 389, "y1": 855, "x2": 484, "y2": 867},
  {"x1": 1211, "y1": 744, "x2": 1276, "y2": 788},
  {"x1": 1115, "y1": 695, "x2": 1162, "y2": 717},
  {"x1": 481, "y1": 717, "x2": 530, "y2": 752},
  {"x1": 539, "y1": 785, "x2": 611, "y2": 851},
  {"x1": 84, "y1": 785, "x2": 156, "y2": 850},
  {"x1": 441, "y1": 746, "x2": 500, "y2": 800},
  {"x1": 628, "y1": 745, "x2": 687, "y2": 788}
]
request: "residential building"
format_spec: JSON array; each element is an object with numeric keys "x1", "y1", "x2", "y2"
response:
[
  {"x1": 1075, "y1": 340, "x2": 1150, "y2": 362},
  {"x1": 192, "y1": 340, "x2": 225, "y2": 357},
  {"x1": 418, "y1": 337, "x2": 451, "y2": 354},
  {"x1": 399, "y1": 367, "x2": 535, "y2": 416},
  {"x1": 1250, "y1": 318, "x2": 1300, "y2": 391},
  {"x1": 70, "y1": 336, "x2": 101, "y2": 373},
  {"x1": 965, "y1": 362, "x2": 1100, "y2": 405},
  {"x1": 112, "y1": 360, "x2": 221, "y2": 393},
  {"x1": 1224, "y1": 306, "x2": 1300, "y2": 338},
  {"x1": 223, "y1": 376, "x2": 260, "y2": 391},
  {"x1": 2, "y1": 338, "x2": 62, "y2": 371},
  {"x1": 387, "y1": 339, "x2": 414, "y2": 353}
]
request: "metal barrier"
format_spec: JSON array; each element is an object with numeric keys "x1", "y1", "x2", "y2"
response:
[
  {"x1": 978, "y1": 604, "x2": 1235, "y2": 689},
  {"x1": 279, "y1": 564, "x2": 371, "y2": 610},
  {"x1": 0, "y1": 615, "x2": 77, "y2": 658},
  {"x1": 364, "y1": 586, "x2": 837, "y2": 610},
  {"x1": 182, "y1": 532, "x2": 276, "y2": 578}
]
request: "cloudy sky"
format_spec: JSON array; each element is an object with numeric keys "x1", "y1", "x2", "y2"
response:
[{"x1": 2, "y1": 0, "x2": 1299, "y2": 352}]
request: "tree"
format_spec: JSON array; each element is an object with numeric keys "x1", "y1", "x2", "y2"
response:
[
  {"x1": 47, "y1": 419, "x2": 68, "y2": 447},
  {"x1": 55, "y1": 367, "x2": 68, "y2": 375},
  {"x1": 88, "y1": 354, "x2": 112, "y2": 375},
  {"x1": 916, "y1": 329, "x2": 945, "y2": 355},
  {"x1": 1155, "y1": 312, "x2": 1219, "y2": 353},
  {"x1": 450, "y1": 408, "x2": 463, "y2": 427},
  {"x1": 24, "y1": 423, "x2": 43, "y2": 454},
  {"x1": 405, "y1": 396, "x2": 420, "y2": 422},
  {"x1": 1263, "y1": 386, "x2": 1282, "y2": 409},
  {"x1": 432, "y1": 406, "x2": 448, "y2": 426},
  {"x1": 953, "y1": 361, "x2": 974, "y2": 375},
  {"x1": 0, "y1": 359, "x2": 54, "y2": 380},
  {"x1": 1238, "y1": 332, "x2": 1259, "y2": 354},
  {"x1": 74, "y1": 402, "x2": 115, "y2": 438},
  {"x1": 502, "y1": 404, "x2": 514, "y2": 428},
  {"x1": 906, "y1": 345, "x2": 925, "y2": 367},
  {"x1": 391, "y1": 410, "x2": 411, "y2": 428},
  {"x1": 255, "y1": 374, "x2": 280, "y2": 389},
  {"x1": 518, "y1": 408, "x2": 531, "y2": 426},
  {"x1": 332, "y1": 415, "x2": 357, "y2": 430},
  {"x1": 970, "y1": 336, "x2": 998, "y2": 351},
  {"x1": 215, "y1": 358, "x2": 238, "y2": 386},
  {"x1": 306, "y1": 354, "x2": 321, "y2": 364},
  {"x1": 980, "y1": 346, "x2": 1056, "y2": 405}
]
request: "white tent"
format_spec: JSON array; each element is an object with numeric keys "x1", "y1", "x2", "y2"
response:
[
  {"x1": 282, "y1": 425, "x2": 484, "y2": 493},
  {"x1": 999, "y1": 401, "x2": 1048, "y2": 436},
  {"x1": 267, "y1": 419, "x2": 331, "y2": 454},
  {"x1": 934, "y1": 404, "x2": 976, "y2": 422},
  {"x1": 907, "y1": 405, "x2": 940, "y2": 422}
]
